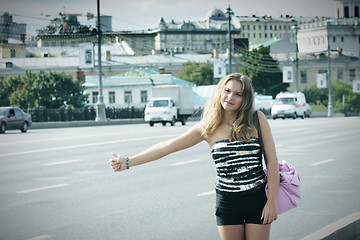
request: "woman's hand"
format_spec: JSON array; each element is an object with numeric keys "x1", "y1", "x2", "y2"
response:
[
  {"x1": 261, "y1": 200, "x2": 278, "y2": 224},
  {"x1": 109, "y1": 152, "x2": 127, "y2": 172}
]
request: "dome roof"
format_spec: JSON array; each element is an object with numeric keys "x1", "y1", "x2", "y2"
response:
[{"x1": 207, "y1": 8, "x2": 226, "y2": 19}]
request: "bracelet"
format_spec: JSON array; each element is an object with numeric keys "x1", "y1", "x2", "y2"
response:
[{"x1": 126, "y1": 157, "x2": 130, "y2": 170}]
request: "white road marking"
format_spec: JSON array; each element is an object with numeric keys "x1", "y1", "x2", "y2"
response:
[
  {"x1": 289, "y1": 128, "x2": 302, "y2": 132},
  {"x1": 170, "y1": 159, "x2": 201, "y2": 166},
  {"x1": 197, "y1": 190, "x2": 215, "y2": 197},
  {"x1": 17, "y1": 184, "x2": 69, "y2": 194},
  {"x1": 300, "y1": 211, "x2": 360, "y2": 240},
  {"x1": 0, "y1": 134, "x2": 178, "y2": 157},
  {"x1": 44, "y1": 159, "x2": 82, "y2": 166},
  {"x1": 28, "y1": 235, "x2": 52, "y2": 240},
  {"x1": 322, "y1": 134, "x2": 338, "y2": 139},
  {"x1": 311, "y1": 159, "x2": 334, "y2": 166}
]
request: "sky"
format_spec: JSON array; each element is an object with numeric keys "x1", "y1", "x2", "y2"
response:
[{"x1": 2, "y1": 0, "x2": 336, "y2": 38}]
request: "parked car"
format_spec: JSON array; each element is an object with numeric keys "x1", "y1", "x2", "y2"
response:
[{"x1": 0, "y1": 107, "x2": 32, "y2": 133}]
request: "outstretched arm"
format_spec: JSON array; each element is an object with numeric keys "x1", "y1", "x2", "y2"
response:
[{"x1": 110, "y1": 123, "x2": 204, "y2": 172}]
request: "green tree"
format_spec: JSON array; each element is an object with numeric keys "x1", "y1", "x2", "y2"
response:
[
  {"x1": 238, "y1": 46, "x2": 288, "y2": 98},
  {"x1": 333, "y1": 80, "x2": 360, "y2": 113},
  {"x1": 303, "y1": 81, "x2": 360, "y2": 113},
  {"x1": 1, "y1": 71, "x2": 88, "y2": 109},
  {"x1": 303, "y1": 84, "x2": 328, "y2": 106},
  {"x1": 180, "y1": 61, "x2": 214, "y2": 85}
]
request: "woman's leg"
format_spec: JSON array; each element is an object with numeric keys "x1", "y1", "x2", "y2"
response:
[
  {"x1": 245, "y1": 224, "x2": 271, "y2": 240},
  {"x1": 217, "y1": 225, "x2": 245, "y2": 240}
]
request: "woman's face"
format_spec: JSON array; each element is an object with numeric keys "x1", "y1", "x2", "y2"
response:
[{"x1": 221, "y1": 79, "x2": 243, "y2": 112}]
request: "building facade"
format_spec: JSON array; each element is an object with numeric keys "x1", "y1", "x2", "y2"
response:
[
  {"x1": 237, "y1": 15, "x2": 299, "y2": 48},
  {"x1": 0, "y1": 12, "x2": 26, "y2": 42},
  {"x1": 83, "y1": 68, "x2": 194, "y2": 108}
]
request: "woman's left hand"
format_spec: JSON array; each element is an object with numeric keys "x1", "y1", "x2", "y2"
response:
[{"x1": 261, "y1": 200, "x2": 278, "y2": 224}]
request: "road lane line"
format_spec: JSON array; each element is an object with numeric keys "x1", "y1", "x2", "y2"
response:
[
  {"x1": 28, "y1": 235, "x2": 51, "y2": 240},
  {"x1": 311, "y1": 159, "x2": 334, "y2": 166},
  {"x1": 197, "y1": 190, "x2": 215, "y2": 197},
  {"x1": 170, "y1": 159, "x2": 201, "y2": 166},
  {"x1": 0, "y1": 134, "x2": 178, "y2": 157},
  {"x1": 300, "y1": 211, "x2": 360, "y2": 240},
  {"x1": 17, "y1": 184, "x2": 69, "y2": 194},
  {"x1": 44, "y1": 159, "x2": 82, "y2": 166},
  {"x1": 322, "y1": 134, "x2": 338, "y2": 139}
]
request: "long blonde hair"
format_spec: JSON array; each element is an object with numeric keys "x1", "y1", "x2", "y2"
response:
[{"x1": 200, "y1": 73, "x2": 257, "y2": 141}]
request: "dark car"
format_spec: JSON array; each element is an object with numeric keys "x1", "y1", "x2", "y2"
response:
[{"x1": 0, "y1": 107, "x2": 32, "y2": 133}]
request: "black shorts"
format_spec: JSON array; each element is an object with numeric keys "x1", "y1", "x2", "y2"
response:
[{"x1": 215, "y1": 184, "x2": 267, "y2": 225}]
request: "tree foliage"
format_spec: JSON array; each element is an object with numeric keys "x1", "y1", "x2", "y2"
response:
[
  {"x1": 238, "y1": 46, "x2": 288, "y2": 98},
  {"x1": 303, "y1": 80, "x2": 360, "y2": 113},
  {"x1": 0, "y1": 71, "x2": 88, "y2": 109},
  {"x1": 179, "y1": 61, "x2": 214, "y2": 85}
]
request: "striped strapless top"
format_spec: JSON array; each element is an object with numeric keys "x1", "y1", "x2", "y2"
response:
[{"x1": 211, "y1": 138, "x2": 267, "y2": 193}]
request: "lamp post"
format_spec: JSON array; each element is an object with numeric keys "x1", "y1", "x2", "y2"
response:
[
  {"x1": 292, "y1": 23, "x2": 300, "y2": 92},
  {"x1": 95, "y1": 0, "x2": 106, "y2": 121},
  {"x1": 226, "y1": 5, "x2": 234, "y2": 74},
  {"x1": 327, "y1": 34, "x2": 333, "y2": 117}
]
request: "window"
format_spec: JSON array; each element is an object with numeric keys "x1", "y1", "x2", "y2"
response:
[
  {"x1": 10, "y1": 49, "x2": 15, "y2": 58},
  {"x1": 247, "y1": 25, "x2": 250, "y2": 30},
  {"x1": 141, "y1": 91, "x2": 147, "y2": 103},
  {"x1": 92, "y1": 91, "x2": 98, "y2": 104},
  {"x1": 265, "y1": 25, "x2": 267, "y2": 30},
  {"x1": 274, "y1": 25, "x2": 277, "y2": 31},
  {"x1": 60, "y1": 41, "x2": 66, "y2": 46},
  {"x1": 344, "y1": 6, "x2": 349, "y2": 18},
  {"x1": 253, "y1": 33, "x2": 256, "y2": 38},
  {"x1": 279, "y1": 25, "x2": 282, "y2": 30},
  {"x1": 355, "y1": 6, "x2": 359, "y2": 17},
  {"x1": 265, "y1": 33, "x2": 268, "y2": 38},
  {"x1": 132, "y1": 41, "x2": 136, "y2": 49},
  {"x1": 253, "y1": 25, "x2": 256, "y2": 30},
  {"x1": 341, "y1": 36, "x2": 344, "y2": 42},
  {"x1": 124, "y1": 91, "x2": 132, "y2": 104},
  {"x1": 43, "y1": 42, "x2": 49, "y2": 47},
  {"x1": 259, "y1": 25, "x2": 261, "y2": 30},
  {"x1": 333, "y1": 36, "x2": 336, "y2": 43},
  {"x1": 337, "y1": 69, "x2": 344, "y2": 80},
  {"x1": 349, "y1": 69, "x2": 356, "y2": 81},
  {"x1": 301, "y1": 70, "x2": 307, "y2": 84},
  {"x1": 109, "y1": 91, "x2": 115, "y2": 104},
  {"x1": 259, "y1": 33, "x2": 262, "y2": 38},
  {"x1": 270, "y1": 25, "x2": 273, "y2": 30},
  {"x1": 71, "y1": 41, "x2": 76, "y2": 47},
  {"x1": 51, "y1": 41, "x2": 56, "y2": 47},
  {"x1": 142, "y1": 40, "x2": 148, "y2": 48}
]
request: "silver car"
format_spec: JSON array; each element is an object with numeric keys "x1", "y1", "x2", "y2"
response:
[{"x1": 0, "y1": 107, "x2": 32, "y2": 133}]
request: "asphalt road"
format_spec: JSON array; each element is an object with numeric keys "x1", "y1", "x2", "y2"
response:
[{"x1": 0, "y1": 117, "x2": 359, "y2": 240}]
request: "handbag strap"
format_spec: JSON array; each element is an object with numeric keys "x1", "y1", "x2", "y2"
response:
[{"x1": 253, "y1": 110, "x2": 268, "y2": 166}]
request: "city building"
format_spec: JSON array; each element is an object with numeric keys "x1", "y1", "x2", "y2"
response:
[
  {"x1": 83, "y1": 68, "x2": 194, "y2": 109},
  {"x1": 0, "y1": 12, "x2": 26, "y2": 42},
  {"x1": 236, "y1": 14, "x2": 299, "y2": 48}
]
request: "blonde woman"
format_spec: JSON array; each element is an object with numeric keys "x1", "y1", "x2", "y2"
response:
[{"x1": 110, "y1": 73, "x2": 279, "y2": 240}]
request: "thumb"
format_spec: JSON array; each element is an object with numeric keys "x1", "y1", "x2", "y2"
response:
[{"x1": 111, "y1": 152, "x2": 118, "y2": 158}]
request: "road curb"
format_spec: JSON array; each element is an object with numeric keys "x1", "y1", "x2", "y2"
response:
[
  {"x1": 300, "y1": 212, "x2": 360, "y2": 240},
  {"x1": 31, "y1": 118, "x2": 145, "y2": 129}
]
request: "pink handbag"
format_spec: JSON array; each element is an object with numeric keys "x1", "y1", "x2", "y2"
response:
[
  {"x1": 253, "y1": 111, "x2": 302, "y2": 214},
  {"x1": 264, "y1": 160, "x2": 302, "y2": 214}
]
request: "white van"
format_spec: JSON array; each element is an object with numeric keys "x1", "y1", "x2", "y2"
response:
[{"x1": 271, "y1": 92, "x2": 307, "y2": 120}]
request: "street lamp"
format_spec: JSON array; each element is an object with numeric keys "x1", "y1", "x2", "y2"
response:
[
  {"x1": 95, "y1": 0, "x2": 106, "y2": 121},
  {"x1": 292, "y1": 23, "x2": 300, "y2": 92},
  {"x1": 226, "y1": 5, "x2": 234, "y2": 74},
  {"x1": 327, "y1": 34, "x2": 333, "y2": 117}
]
